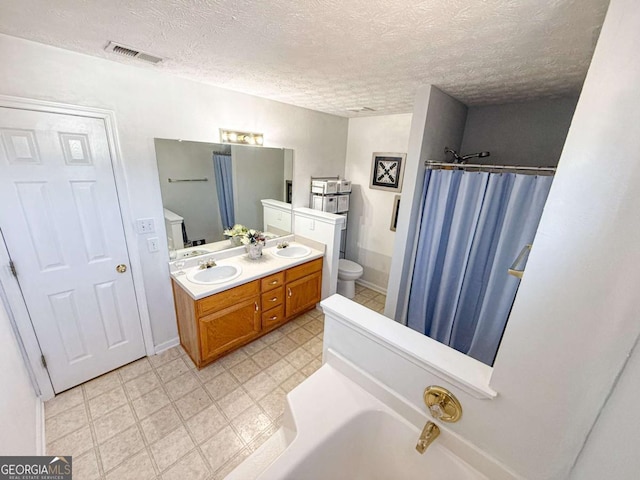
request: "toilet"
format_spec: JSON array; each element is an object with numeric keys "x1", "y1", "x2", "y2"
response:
[{"x1": 337, "y1": 259, "x2": 364, "y2": 299}]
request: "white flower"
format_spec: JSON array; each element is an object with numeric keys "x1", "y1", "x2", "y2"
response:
[{"x1": 224, "y1": 224, "x2": 249, "y2": 237}]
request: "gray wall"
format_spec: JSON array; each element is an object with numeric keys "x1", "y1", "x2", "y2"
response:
[
  {"x1": 460, "y1": 97, "x2": 578, "y2": 167},
  {"x1": 155, "y1": 139, "x2": 223, "y2": 244},
  {"x1": 385, "y1": 85, "x2": 468, "y2": 320},
  {"x1": 232, "y1": 145, "x2": 285, "y2": 230}
]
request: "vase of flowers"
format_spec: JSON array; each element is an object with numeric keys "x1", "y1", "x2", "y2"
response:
[
  {"x1": 241, "y1": 229, "x2": 266, "y2": 259},
  {"x1": 223, "y1": 224, "x2": 249, "y2": 246}
]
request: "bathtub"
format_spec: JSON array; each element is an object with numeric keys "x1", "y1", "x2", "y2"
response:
[
  {"x1": 273, "y1": 409, "x2": 484, "y2": 480},
  {"x1": 226, "y1": 350, "x2": 491, "y2": 479}
]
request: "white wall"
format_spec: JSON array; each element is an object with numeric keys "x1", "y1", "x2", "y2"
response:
[
  {"x1": 459, "y1": 97, "x2": 578, "y2": 167},
  {"x1": 486, "y1": 0, "x2": 637, "y2": 474},
  {"x1": 344, "y1": 114, "x2": 412, "y2": 291},
  {"x1": 0, "y1": 34, "x2": 348, "y2": 348},
  {"x1": 0, "y1": 301, "x2": 41, "y2": 455},
  {"x1": 569, "y1": 334, "x2": 640, "y2": 479},
  {"x1": 293, "y1": 208, "x2": 345, "y2": 300},
  {"x1": 381, "y1": 0, "x2": 640, "y2": 477},
  {"x1": 385, "y1": 86, "x2": 468, "y2": 320}
]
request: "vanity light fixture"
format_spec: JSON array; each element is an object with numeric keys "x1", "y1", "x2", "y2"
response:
[{"x1": 220, "y1": 129, "x2": 264, "y2": 146}]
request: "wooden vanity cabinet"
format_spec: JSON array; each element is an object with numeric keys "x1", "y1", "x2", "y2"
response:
[
  {"x1": 285, "y1": 258, "x2": 322, "y2": 319},
  {"x1": 173, "y1": 257, "x2": 322, "y2": 368}
]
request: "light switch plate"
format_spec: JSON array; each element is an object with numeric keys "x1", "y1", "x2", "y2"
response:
[
  {"x1": 136, "y1": 218, "x2": 155, "y2": 234},
  {"x1": 147, "y1": 237, "x2": 160, "y2": 253}
]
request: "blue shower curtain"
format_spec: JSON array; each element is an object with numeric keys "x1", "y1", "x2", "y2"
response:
[
  {"x1": 406, "y1": 169, "x2": 553, "y2": 365},
  {"x1": 213, "y1": 153, "x2": 235, "y2": 228}
]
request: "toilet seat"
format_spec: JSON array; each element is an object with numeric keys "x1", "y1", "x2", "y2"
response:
[
  {"x1": 337, "y1": 259, "x2": 363, "y2": 299},
  {"x1": 338, "y1": 259, "x2": 363, "y2": 275}
]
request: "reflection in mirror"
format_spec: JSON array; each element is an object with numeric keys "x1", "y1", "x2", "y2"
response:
[{"x1": 154, "y1": 139, "x2": 293, "y2": 258}]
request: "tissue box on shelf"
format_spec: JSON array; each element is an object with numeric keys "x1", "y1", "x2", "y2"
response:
[
  {"x1": 311, "y1": 194, "x2": 338, "y2": 213},
  {"x1": 311, "y1": 180, "x2": 339, "y2": 195},
  {"x1": 339, "y1": 180, "x2": 352, "y2": 193},
  {"x1": 336, "y1": 194, "x2": 350, "y2": 213}
]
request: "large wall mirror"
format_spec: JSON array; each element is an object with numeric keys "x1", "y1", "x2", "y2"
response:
[{"x1": 154, "y1": 138, "x2": 293, "y2": 258}]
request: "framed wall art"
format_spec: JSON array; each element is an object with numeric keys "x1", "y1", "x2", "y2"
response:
[{"x1": 370, "y1": 152, "x2": 406, "y2": 192}]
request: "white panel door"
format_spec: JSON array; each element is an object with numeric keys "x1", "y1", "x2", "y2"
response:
[{"x1": 0, "y1": 107, "x2": 146, "y2": 393}]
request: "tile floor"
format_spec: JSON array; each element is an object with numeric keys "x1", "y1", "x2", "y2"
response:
[
  {"x1": 353, "y1": 283, "x2": 387, "y2": 314},
  {"x1": 44, "y1": 286, "x2": 384, "y2": 480}
]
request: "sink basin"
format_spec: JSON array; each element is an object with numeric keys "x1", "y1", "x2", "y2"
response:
[
  {"x1": 186, "y1": 264, "x2": 242, "y2": 285},
  {"x1": 272, "y1": 245, "x2": 312, "y2": 259}
]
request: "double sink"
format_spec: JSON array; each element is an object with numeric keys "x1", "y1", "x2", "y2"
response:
[{"x1": 185, "y1": 245, "x2": 312, "y2": 285}]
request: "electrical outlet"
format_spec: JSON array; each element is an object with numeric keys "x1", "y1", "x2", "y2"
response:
[
  {"x1": 136, "y1": 218, "x2": 155, "y2": 234},
  {"x1": 147, "y1": 237, "x2": 160, "y2": 252}
]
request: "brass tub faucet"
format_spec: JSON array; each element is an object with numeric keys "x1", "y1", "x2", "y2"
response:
[
  {"x1": 416, "y1": 421, "x2": 440, "y2": 454},
  {"x1": 415, "y1": 386, "x2": 463, "y2": 454}
]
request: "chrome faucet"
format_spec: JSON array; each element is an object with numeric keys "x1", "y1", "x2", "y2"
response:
[
  {"x1": 415, "y1": 421, "x2": 440, "y2": 454},
  {"x1": 199, "y1": 258, "x2": 217, "y2": 269}
]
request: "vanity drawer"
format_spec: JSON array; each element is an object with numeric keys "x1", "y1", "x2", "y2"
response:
[
  {"x1": 261, "y1": 272, "x2": 284, "y2": 292},
  {"x1": 196, "y1": 280, "x2": 260, "y2": 317},
  {"x1": 285, "y1": 258, "x2": 323, "y2": 283},
  {"x1": 262, "y1": 304, "x2": 285, "y2": 330},
  {"x1": 262, "y1": 286, "x2": 283, "y2": 309}
]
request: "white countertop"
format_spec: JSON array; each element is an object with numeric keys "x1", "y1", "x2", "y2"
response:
[{"x1": 170, "y1": 242, "x2": 324, "y2": 300}]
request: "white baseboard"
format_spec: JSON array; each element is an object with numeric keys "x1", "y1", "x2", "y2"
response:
[
  {"x1": 356, "y1": 279, "x2": 387, "y2": 295},
  {"x1": 154, "y1": 336, "x2": 180, "y2": 355},
  {"x1": 36, "y1": 398, "x2": 45, "y2": 455}
]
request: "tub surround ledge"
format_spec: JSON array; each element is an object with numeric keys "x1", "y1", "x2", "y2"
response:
[{"x1": 321, "y1": 294, "x2": 497, "y2": 399}]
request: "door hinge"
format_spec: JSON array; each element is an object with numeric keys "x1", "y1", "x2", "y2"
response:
[
  {"x1": 41, "y1": 354, "x2": 48, "y2": 369},
  {"x1": 9, "y1": 260, "x2": 17, "y2": 277}
]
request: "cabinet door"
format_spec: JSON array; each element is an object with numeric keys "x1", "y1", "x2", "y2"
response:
[
  {"x1": 285, "y1": 271, "x2": 322, "y2": 319},
  {"x1": 199, "y1": 296, "x2": 261, "y2": 362}
]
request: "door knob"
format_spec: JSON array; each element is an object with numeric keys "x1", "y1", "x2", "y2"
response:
[{"x1": 116, "y1": 264, "x2": 127, "y2": 273}]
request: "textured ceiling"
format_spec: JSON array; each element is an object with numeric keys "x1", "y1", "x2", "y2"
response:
[{"x1": 0, "y1": 0, "x2": 609, "y2": 117}]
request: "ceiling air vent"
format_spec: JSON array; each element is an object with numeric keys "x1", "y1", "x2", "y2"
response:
[
  {"x1": 347, "y1": 107, "x2": 376, "y2": 113},
  {"x1": 104, "y1": 41, "x2": 164, "y2": 65}
]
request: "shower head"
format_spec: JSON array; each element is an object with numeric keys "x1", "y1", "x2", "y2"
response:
[
  {"x1": 444, "y1": 147, "x2": 490, "y2": 164},
  {"x1": 444, "y1": 147, "x2": 463, "y2": 163}
]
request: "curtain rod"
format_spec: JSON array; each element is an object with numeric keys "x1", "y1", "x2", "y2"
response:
[
  {"x1": 310, "y1": 175, "x2": 341, "y2": 180},
  {"x1": 168, "y1": 177, "x2": 208, "y2": 183},
  {"x1": 425, "y1": 161, "x2": 556, "y2": 174}
]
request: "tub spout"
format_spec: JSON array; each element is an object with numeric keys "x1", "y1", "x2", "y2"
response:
[{"x1": 415, "y1": 421, "x2": 440, "y2": 454}]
